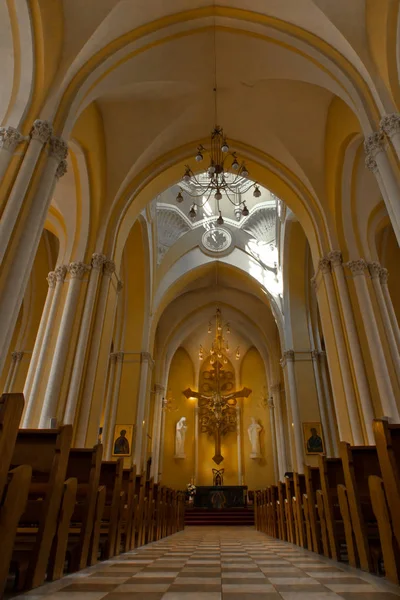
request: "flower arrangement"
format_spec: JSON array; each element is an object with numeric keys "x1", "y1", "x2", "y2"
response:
[{"x1": 186, "y1": 483, "x2": 197, "y2": 497}]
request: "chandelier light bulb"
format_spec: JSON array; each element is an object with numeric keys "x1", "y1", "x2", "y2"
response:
[
  {"x1": 215, "y1": 190, "x2": 222, "y2": 201},
  {"x1": 253, "y1": 185, "x2": 261, "y2": 198},
  {"x1": 195, "y1": 147, "x2": 204, "y2": 161},
  {"x1": 217, "y1": 211, "x2": 224, "y2": 225},
  {"x1": 221, "y1": 140, "x2": 229, "y2": 153},
  {"x1": 183, "y1": 171, "x2": 191, "y2": 182},
  {"x1": 208, "y1": 323, "x2": 212, "y2": 333},
  {"x1": 241, "y1": 166, "x2": 249, "y2": 177},
  {"x1": 223, "y1": 357, "x2": 228, "y2": 364},
  {"x1": 189, "y1": 205, "x2": 196, "y2": 220},
  {"x1": 242, "y1": 203, "x2": 249, "y2": 216},
  {"x1": 231, "y1": 157, "x2": 239, "y2": 170},
  {"x1": 176, "y1": 191, "x2": 184, "y2": 203},
  {"x1": 208, "y1": 164, "x2": 216, "y2": 176}
]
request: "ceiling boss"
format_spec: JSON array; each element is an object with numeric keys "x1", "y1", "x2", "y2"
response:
[{"x1": 183, "y1": 308, "x2": 251, "y2": 465}]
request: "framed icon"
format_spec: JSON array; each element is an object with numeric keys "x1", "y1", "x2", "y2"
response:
[
  {"x1": 303, "y1": 422, "x2": 325, "y2": 455},
  {"x1": 112, "y1": 424, "x2": 134, "y2": 457}
]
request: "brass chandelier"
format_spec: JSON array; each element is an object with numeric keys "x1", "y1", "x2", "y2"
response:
[{"x1": 199, "y1": 307, "x2": 240, "y2": 363}]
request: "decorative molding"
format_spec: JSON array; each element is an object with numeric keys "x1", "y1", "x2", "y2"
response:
[
  {"x1": 154, "y1": 383, "x2": 165, "y2": 394},
  {"x1": 364, "y1": 131, "x2": 385, "y2": 156},
  {"x1": 109, "y1": 353, "x2": 118, "y2": 363},
  {"x1": 281, "y1": 349, "x2": 295, "y2": 367},
  {"x1": 365, "y1": 154, "x2": 378, "y2": 173},
  {"x1": 141, "y1": 352, "x2": 155, "y2": 369},
  {"x1": 103, "y1": 259, "x2": 116, "y2": 277},
  {"x1": 328, "y1": 250, "x2": 343, "y2": 268},
  {"x1": 11, "y1": 351, "x2": 24, "y2": 362},
  {"x1": 116, "y1": 351, "x2": 124, "y2": 363},
  {"x1": 380, "y1": 113, "x2": 400, "y2": 138},
  {"x1": 68, "y1": 261, "x2": 90, "y2": 280},
  {"x1": 47, "y1": 271, "x2": 57, "y2": 288},
  {"x1": 318, "y1": 257, "x2": 331, "y2": 274},
  {"x1": 156, "y1": 207, "x2": 190, "y2": 264},
  {"x1": 31, "y1": 120, "x2": 53, "y2": 144},
  {"x1": 55, "y1": 159, "x2": 68, "y2": 179},
  {"x1": 270, "y1": 383, "x2": 281, "y2": 393},
  {"x1": 117, "y1": 280, "x2": 124, "y2": 293},
  {"x1": 91, "y1": 253, "x2": 106, "y2": 270},
  {"x1": 242, "y1": 206, "x2": 276, "y2": 245},
  {"x1": 0, "y1": 126, "x2": 26, "y2": 152},
  {"x1": 310, "y1": 275, "x2": 318, "y2": 291},
  {"x1": 346, "y1": 259, "x2": 368, "y2": 277},
  {"x1": 55, "y1": 265, "x2": 68, "y2": 283},
  {"x1": 368, "y1": 261, "x2": 381, "y2": 280},
  {"x1": 49, "y1": 136, "x2": 68, "y2": 161},
  {"x1": 380, "y1": 267, "x2": 389, "y2": 285}
]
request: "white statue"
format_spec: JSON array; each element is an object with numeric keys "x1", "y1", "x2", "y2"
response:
[
  {"x1": 248, "y1": 417, "x2": 262, "y2": 458},
  {"x1": 175, "y1": 416, "x2": 187, "y2": 458}
]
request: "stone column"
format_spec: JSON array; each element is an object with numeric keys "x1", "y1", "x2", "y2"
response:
[
  {"x1": 281, "y1": 350, "x2": 304, "y2": 473},
  {"x1": 0, "y1": 120, "x2": 53, "y2": 264},
  {"x1": 101, "y1": 353, "x2": 118, "y2": 455},
  {"x1": 158, "y1": 400, "x2": 168, "y2": 482},
  {"x1": 74, "y1": 260, "x2": 117, "y2": 446},
  {"x1": 0, "y1": 135, "x2": 68, "y2": 375},
  {"x1": 311, "y1": 350, "x2": 333, "y2": 456},
  {"x1": 104, "y1": 352, "x2": 124, "y2": 459},
  {"x1": 150, "y1": 384, "x2": 165, "y2": 482},
  {"x1": 380, "y1": 113, "x2": 400, "y2": 162},
  {"x1": 22, "y1": 266, "x2": 67, "y2": 427},
  {"x1": 3, "y1": 351, "x2": 23, "y2": 393},
  {"x1": 236, "y1": 406, "x2": 243, "y2": 485},
  {"x1": 133, "y1": 352, "x2": 154, "y2": 471},
  {"x1": 270, "y1": 383, "x2": 286, "y2": 479},
  {"x1": 380, "y1": 268, "x2": 400, "y2": 353},
  {"x1": 39, "y1": 262, "x2": 90, "y2": 428},
  {"x1": 317, "y1": 259, "x2": 363, "y2": 444},
  {"x1": 194, "y1": 405, "x2": 199, "y2": 484},
  {"x1": 316, "y1": 351, "x2": 339, "y2": 456},
  {"x1": 346, "y1": 259, "x2": 400, "y2": 421},
  {"x1": 369, "y1": 262, "x2": 400, "y2": 387},
  {"x1": 267, "y1": 399, "x2": 279, "y2": 482},
  {"x1": 364, "y1": 132, "x2": 400, "y2": 244},
  {"x1": 328, "y1": 252, "x2": 374, "y2": 443},
  {"x1": 63, "y1": 253, "x2": 106, "y2": 425},
  {"x1": 0, "y1": 126, "x2": 26, "y2": 181}
]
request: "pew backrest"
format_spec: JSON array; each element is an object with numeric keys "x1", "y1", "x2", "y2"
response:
[{"x1": 0, "y1": 393, "x2": 25, "y2": 497}]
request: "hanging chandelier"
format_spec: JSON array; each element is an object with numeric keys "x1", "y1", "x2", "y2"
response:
[
  {"x1": 199, "y1": 307, "x2": 240, "y2": 363},
  {"x1": 177, "y1": 127, "x2": 261, "y2": 224}
]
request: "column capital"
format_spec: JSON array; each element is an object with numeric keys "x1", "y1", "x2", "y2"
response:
[
  {"x1": 310, "y1": 275, "x2": 318, "y2": 291},
  {"x1": 318, "y1": 257, "x2": 331, "y2": 274},
  {"x1": 47, "y1": 271, "x2": 57, "y2": 288},
  {"x1": 364, "y1": 131, "x2": 385, "y2": 157},
  {"x1": 346, "y1": 259, "x2": 368, "y2": 277},
  {"x1": 116, "y1": 351, "x2": 124, "y2": 362},
  {"x1": 368, "y1": 261, "x2": 381, "y2": 280},
  {"x1": 31, "y1": 119, "x2": 53, "y2": 144},
  {"x1": 55, "y1": 159, "x2": 68, "y2": 179},
  {"x1": 267, "y1": 398, "x2": 275, "y2": 409},
  {"x1": 109, "y1": 352, "x2": 118, "y2": 363},
  {"x1": 103, "y1": 259, "x2": 116, "y2": 277},
  {"x1": 55, "y1": 265, "x2": 68, "y2": 283},
  {"x1": 365, "y1": 154, "x2": 379, "y2": 173},
  {"x1": 327, "y1": 250, "x2": 343, "y2": 267},
  {"x1": 91, "y1": 253, "x2": 107, "y2": 270},
  {"x1": 154, "y1": 383, "x2": 165, "y2": 393},
  {"x1": 11, "y1": 351, "x2": 24, "y2": 362},
  {"x1": 380, "y1": 113, "x2": 400, "y2": 138},
  {"x1": 117, "y1": 279, "x2": 124, "y2": 293},
  {"x1": 281, "y1": 349, "x2": 295, "y2": 366},
  {"x1": 141, "y1": 352, "x2": 155, "y2": 368},
  {"x1": 270, "y1": 383, "x2": 281, "y2": 393},
  {"x1": 380, "y1": 267, "x2": 389, "y2": 284},
  {"x1": 49, "y1": 136, "x2": 68, "y2": 161},
  {"x1": 68, "y1": 261, "x2": 90, "y2": 280},
  {"x1": 0, "y1": 126, "x2": 26, "y2": 152}
]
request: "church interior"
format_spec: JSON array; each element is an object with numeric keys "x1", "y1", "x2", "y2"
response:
[{"x1": 1, "y1": 1, "x2": 400, "y2": 598}]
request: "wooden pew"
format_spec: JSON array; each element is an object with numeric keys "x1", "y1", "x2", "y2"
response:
[
  {"x1": 90, "y1": 458, "x2": 123, "y2": 562},
  {"x1": 284, "y1": 476, "x2": 296, "y2": 543},
  {"x1": 131, "y1": 473, "x2": 145, "y2": 548},
  {"x1": 9, "y1": 426, "x2": 73, "y2": 590},
  {"x1": 0, "y1": 394, "x2": 32, "y2": 598},
  {"x1": 48, "y1": 444, "x2": 103, "y2": 579},
  {"x1": 303, "y1": 464, "x2": 326, "y2": 554},
  {"x1": 268, "y1": 485, "x2": 278, "y2": 538},
  {"x1": 277, "y1": 481, "x2": 287, "y2": 540},
  {"x1": 340, "y1": 441, "x2": 395, "y2": 577},
  {"x1": 293, "y1": 472, "x2": 307, "y2": 548},
  {"x1": 118, "y1": 466, "x2": 137, "y2": 553},
  {"x1": 318, "y1": 455, "x2": 352, "y2": 563}
]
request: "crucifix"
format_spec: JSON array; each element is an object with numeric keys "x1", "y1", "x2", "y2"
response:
[{"x1": 183, "y1": 359, "x2": 251, "y2": 465}]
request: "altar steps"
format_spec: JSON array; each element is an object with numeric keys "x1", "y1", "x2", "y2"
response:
[{"x1": 184, "y1": 507, "x2": 255, "y2": 527}]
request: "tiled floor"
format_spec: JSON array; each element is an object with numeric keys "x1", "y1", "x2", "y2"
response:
[{"x1": 15, "y1": 527, "x2": 400, "y2": 599}]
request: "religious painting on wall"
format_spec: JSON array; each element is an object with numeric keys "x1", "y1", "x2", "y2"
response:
[
  {"x1": 303, "y1": 422, "x2": 325, "y2": 454},
  {"x1": 112, "y1": 425, "x2": 134, "y2": 456}
]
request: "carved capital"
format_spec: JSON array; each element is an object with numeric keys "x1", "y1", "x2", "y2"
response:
[
  {"x1": 68, "y1": 261, "x2": 90, "y2": 280},
  {"x1": 91, "y1": 253, "x2": 106, "y2": 271},
  {"x1": 311, "y1": 349, "x2": 320, "y2": 360},
  {"x1": 281, "y1": 350, "x2": 295, "y2": 365},
  {"x1": 31, "y1": 120, "x2": 53, "y2": 144},
  {"x1": 109, "y1": 352, "x2": 118, "y2": 363},
  {"x1": 318, "y1": 257, "x2": 331, "y2": 275},
  {"x1": 0, "y1": 126, "x2": 26, "y2": 152},
  {"x1": 47, "y1": 271, "x2": 57, "y2": 288},
  {"x1": 380, "y1": 113, "x2": 400, "y2": 138},
  {"x1": 117, "y1": 280, "x2": 124, "y2": 293},
  {"x1": 270, "y1": 383, "x2": 281, "y2": 393},
  {"x1": 55, "y1": 159, "x2": 68, "y2": 179},
  {"x1": 141, "y1": 352, "x2": 154, "y2": 365},
  {"x1": 310, "y1": 275, "x2": 318, "y2": 291},
  {"x1": 11, "y1": 351, "x2": 24, "y2": 362},
  {"x1": 55, "y1": 265, "x2": 68, "y2": 283},
  {"x1": 328, "y1": 251, "x2": 342, "y2": 268},
  {"x1": 116, "y1": 352, "x2": 124, "y2": 362},
  {"x1": 49, "y1": 136, "x2": 68, "y2": 161},
  {"x1": 103, "y1": 259, "x2": 116, "y2": 277},
  {"x1": 364, "y1": 131, "x2": 385, "y2": 156},
  {"x1": 368, "y1": 261, "x2": 381, "y2": 280},
  {"x1": 365, "y1": 154, "x2": 379, "y2": 173},
  {"x1": 380, "y1": 267, "x2": 389, "y2": 285},
  {"x1": 346, "y1": 259, "x2": 367, "y2": 277},
  {"x1": 154, "y1": 383, "x2": 165, "y2": 394}
]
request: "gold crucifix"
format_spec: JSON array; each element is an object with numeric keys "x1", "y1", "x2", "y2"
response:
[{"x1": 183, "y1": 360, "x2": 251, "y2": 465}]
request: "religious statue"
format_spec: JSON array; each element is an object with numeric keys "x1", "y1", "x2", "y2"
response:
[
  {"x1": 175, "y1": 416, "x2": 187, "y2": 458},
  {"x1": 248, "y1": 417, "x2": 262, "y2": 458}
]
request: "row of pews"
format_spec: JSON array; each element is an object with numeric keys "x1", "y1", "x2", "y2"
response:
[
  {"x1": 254, "y1": 419, "x2": 400, "y2": 585},
  {"x1": 0, "y1": 393, "x2": 185, "y2": 597}
]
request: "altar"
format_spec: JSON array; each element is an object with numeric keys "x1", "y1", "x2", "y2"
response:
[{"x1": 193, "y1": 486, "x2": 248, "y2": 508}]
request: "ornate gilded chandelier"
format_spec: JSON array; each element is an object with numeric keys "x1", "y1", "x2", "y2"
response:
[
  {"x1": 176, "y1": 127, "x2": 261, "y2": 224},
  {"x1": 199, "y1": 308, "x2": 240, "y2": 363}
]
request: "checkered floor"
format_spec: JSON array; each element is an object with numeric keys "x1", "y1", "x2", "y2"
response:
[{"x1": 15, "y1": 527, "x2": 400, "y2": 599}]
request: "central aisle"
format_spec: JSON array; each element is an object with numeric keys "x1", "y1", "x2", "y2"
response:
[{"x1": 16, "y1": 527, "x2": 400, "y2": 599}]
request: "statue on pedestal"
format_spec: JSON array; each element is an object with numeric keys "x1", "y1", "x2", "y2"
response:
[
  {"x1": 248, "y1": 417, "x2": 262, "y2": 458},
  {"x1": 175, "y1": 416, "x2": 187, "y2": 458}
]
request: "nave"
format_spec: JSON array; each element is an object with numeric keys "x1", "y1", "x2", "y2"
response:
[{"x1": 11, "y1": 527, "x2": 400, "y2": 600}]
